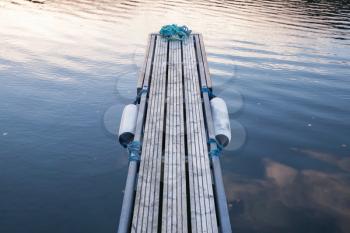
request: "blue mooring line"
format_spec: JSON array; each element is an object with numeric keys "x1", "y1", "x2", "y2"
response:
[{"x1": 159, "y1": 24, "x2": 192, "y2": 41}]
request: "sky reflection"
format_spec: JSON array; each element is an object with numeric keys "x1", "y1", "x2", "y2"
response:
[{"x1": 1, "y1": 0, "x2": 350, "y2": 232}]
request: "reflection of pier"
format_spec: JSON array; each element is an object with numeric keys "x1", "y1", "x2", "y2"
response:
[{"x1": 118, "y1": 34, "x2": 231, "y2": 233}]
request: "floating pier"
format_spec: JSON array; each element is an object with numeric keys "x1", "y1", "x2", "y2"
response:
[{"x1": 118, "y1": 33, "x2": 232, "y2": 233}]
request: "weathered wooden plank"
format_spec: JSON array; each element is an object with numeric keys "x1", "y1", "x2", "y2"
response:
[
  {"x1": 194, "y1": 34, "x2": 232, "y2": 233},
  {"x1": 190, "y1": 36, "x2": 217, "y2": 233},
  {"x1": 178, "y1": 40, "x2": 187, "y2": 233},
  {"x1": 183, "y1": 37, "x2": 199, "y2": 233},
  {"x1": 131, "y1": 36, "x2": 168, "y2": 233},
  {"x1": 142, "y1": 36, "x2": 163, "y2": 233},
  {"x1": 137, "y1": 35, "x2": 156, "y2": 93},
  {"x1": 141, "y1": 36, "x2": 163, "y2": 232},
  {"x1": 150, "y1": 35, "x2": 168, "y2": 232},
  {"x1": 191, "y1": 34, "x2": 218, "y2": 233},
  {"x1": 197, "y1": 34, "x2": 212, "y2": 89},
  {"x1": 161, "y1": 40, "x2": 187, "y2": 232},
  {"x1": 131, "y1": 36, "x2": 159, "y2": 232},
  {"x1": 183, "y1": 35, "x2": 218, "y2": 233}
]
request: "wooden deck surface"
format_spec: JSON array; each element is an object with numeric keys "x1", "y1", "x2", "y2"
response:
[{"x1": 124, "y1": 34, "x2": 230, "y2": 233}]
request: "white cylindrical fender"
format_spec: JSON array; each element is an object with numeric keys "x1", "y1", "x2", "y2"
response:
[
  {"x1": 210, "y1": 97, "x2": 231, "y2": 147},
  {"x1": 118, "y1": 104, "x2": 138, "y2": 147}
]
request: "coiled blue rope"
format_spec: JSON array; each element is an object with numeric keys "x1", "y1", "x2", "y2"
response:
[
  {"x1": 127, "y1": 141, "x2": 141, "y2": 161},
  {"x1": 159, "y1": 24, "x2": 192, "y2": 41}
]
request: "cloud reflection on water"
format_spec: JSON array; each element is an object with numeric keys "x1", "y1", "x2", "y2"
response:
[{"x1": 225, "y1": 150, "x2": 350, "y2": 232}]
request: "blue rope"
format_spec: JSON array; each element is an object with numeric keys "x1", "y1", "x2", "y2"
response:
[
  {"x1": 127, "y1": 141, "x2": 141, "y2": 161},
  {"x1": 201, "y1": 87, "x2": 215, "y2": 99},
  {"x1": 134, "y1": 86, "x2": 148, "y2": 104},
  {"x1": 208, "y1": 138, "x2": 223, "y2": 157},
  {"x1": 159, "y1": 24, "x2": 191, "y2": 41}
]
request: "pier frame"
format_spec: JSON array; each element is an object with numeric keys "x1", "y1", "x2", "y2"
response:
[{"x1": 118, "y1": 34, "x2": 232, "y2": 233}]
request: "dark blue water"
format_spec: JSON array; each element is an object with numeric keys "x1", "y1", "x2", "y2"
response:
[{"x1": 1, "y1": 0, "x2": 350, "y2": 232}]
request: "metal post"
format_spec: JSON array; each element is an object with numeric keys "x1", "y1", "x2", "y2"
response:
[
  {"x1": 117, "y1": 161, "x2": 138, "y2": 233},
  {"x1": 212, "y1": 156, "x2": 232, "y2": 233},
  {"x1": 117, "y1": 91, "x2": 148, "y2": 233}
]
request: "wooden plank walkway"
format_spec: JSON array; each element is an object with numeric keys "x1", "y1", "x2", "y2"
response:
[{"x1": 118, "y1": 34, "x2": 232, "y2": 233}]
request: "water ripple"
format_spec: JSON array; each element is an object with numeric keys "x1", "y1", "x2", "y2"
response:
[{"x1": 1, "y1": 0, "x2": 350, "y2": 232}]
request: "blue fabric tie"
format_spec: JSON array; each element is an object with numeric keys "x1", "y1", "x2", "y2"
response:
[
  {"x1": 208, "y1": 138, "x2": 223, "y2": 157},
  {"x1": 134, "y1": 86, "x2": 148, "y2": 104},
  {"x1": 127, "y1": 141, "x2": 141, "y2": 161},
  {"x1": 201, "y1": 87, "x2": 215, "y2": 99}
]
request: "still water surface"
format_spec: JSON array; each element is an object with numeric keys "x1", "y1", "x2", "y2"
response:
[{"x1": 1, "y1": 0, "x2": 350, "y2": 232}]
